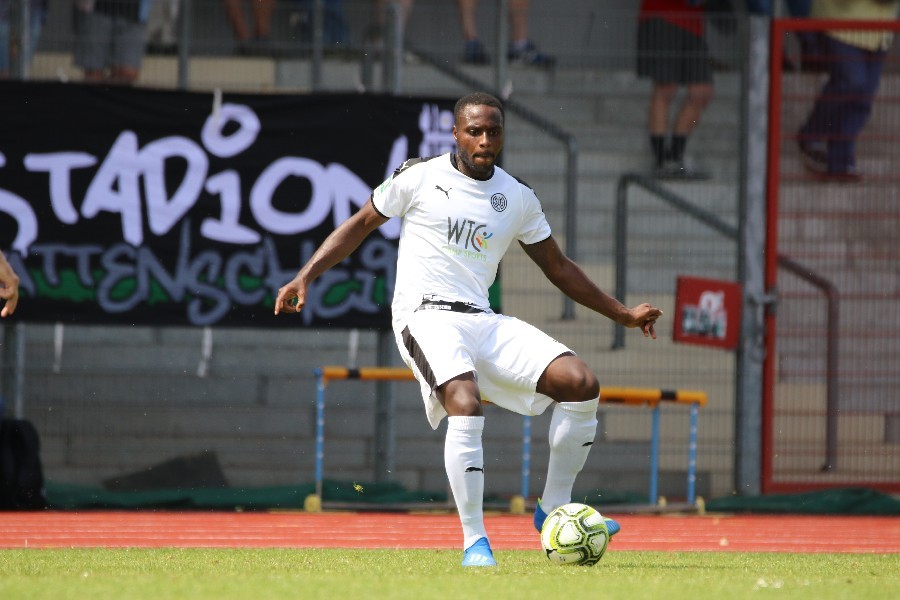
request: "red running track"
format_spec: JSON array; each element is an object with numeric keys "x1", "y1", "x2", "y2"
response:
[{"x1": 2, "y1": 512, "x2": 899, "y2": 553}]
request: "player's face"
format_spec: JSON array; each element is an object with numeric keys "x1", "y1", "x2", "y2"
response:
[{"x1": 453, "y1": 104, "x2": 504, "y2": 180}]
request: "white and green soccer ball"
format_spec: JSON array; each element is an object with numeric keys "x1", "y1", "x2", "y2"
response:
[{"x1": 540, "y1": 502, "x2": 610, "y2": 566}]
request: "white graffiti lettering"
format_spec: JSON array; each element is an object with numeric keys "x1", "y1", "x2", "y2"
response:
[
  {"x1": 23, "y1": 152, "x2": 97, "y2": 224},
  {"x1": 1, "y1": 103, "x2": 405, "y2": 252},
  {"x1": 23, "y1": 222, "x2": 395, "y2": 327}
]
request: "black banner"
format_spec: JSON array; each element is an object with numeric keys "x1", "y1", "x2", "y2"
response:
[{"x1": 0, "y1": 82, "x2": 457, "y2": 328}]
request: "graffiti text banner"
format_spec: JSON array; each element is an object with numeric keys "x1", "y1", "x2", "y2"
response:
[{"x1": 0, "y1": 82, "x2": 456, "y2": 328}]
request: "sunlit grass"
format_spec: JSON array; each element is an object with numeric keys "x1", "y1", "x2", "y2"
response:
[{"x1": 1, "y1": 548, "x2": 898, "y2": 600}]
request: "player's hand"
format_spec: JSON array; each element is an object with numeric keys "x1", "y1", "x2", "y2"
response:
[
  {"x1": 623, "y1": 303, "x2": 663, "y2": 340},
  {"x1": 0, "y1": 287, "x2": 18, "y2": 317},
  {"x1": 0, "y1": 260, "x2": 20, "y2": 318},
  {"x1": 274, "y1": 280, "x2": 306, "y2": 315}
]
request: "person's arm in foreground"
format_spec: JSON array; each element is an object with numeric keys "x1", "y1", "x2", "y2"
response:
[
  {"x1": 274, "y1": 200, "x2": 389, "y2": 315},
  {"x1": 521, "y1": 237, "x2": 662, "y2": 338},
  {"x1": 0, "y1": 251, "x2": 20, "y2": 317}
]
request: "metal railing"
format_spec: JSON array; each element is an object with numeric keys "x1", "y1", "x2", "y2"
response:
[{"x1": 614, "y1": 172, "x2": 840, "y2": 470}]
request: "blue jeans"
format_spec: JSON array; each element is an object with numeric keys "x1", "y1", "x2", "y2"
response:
[
  {"x1": 0, "y1": 8, "x2": 46, "y2": 73},
  {"x1": 800, "y1": 36, "x2": 886, "y2": 174}
]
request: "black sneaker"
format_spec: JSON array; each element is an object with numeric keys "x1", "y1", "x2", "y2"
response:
[
  {"x1": 798, "y1": 139, "x2": 827, "y2": 174},
  {"x1": 507, "y1": 40, "x2": 555, "y2": 67},
  {"x1": 463, "y1": 39, "x2": 489, "y2": 65}
]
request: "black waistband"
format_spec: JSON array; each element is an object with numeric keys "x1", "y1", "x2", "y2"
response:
[{"x1": 416, "y1": 299, "x2": 486, "y2": 314}]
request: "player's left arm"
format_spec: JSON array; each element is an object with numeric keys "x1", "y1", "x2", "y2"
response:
[{"x1": 519, "y1": 237, "x2": 662, "y2": 339}]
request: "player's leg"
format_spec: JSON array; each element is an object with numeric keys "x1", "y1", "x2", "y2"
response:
[
  {"x1": 471, "y1": 316, "x2": 617, "y2": 535},
  {"x1": 436, "y1": 373, "x2": 495, "y2": 566},
  {"x1": 396, "y1": 311, "x2": 495, "y2": 566},
  {"x1": 532, "y1": 354, "x2": 620, "y2": 536},
  {"x1": 534, "y1": 354, "x2": 599, "y2": 513}
]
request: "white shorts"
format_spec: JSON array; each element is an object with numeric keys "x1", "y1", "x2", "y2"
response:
[{"x1": 393, "y1": 306, "x2": 573, "y2": 429}]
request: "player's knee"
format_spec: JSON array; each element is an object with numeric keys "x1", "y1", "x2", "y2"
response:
[
  {"x1": 561, "y1": 359, "x2": 599, "y2": 400},
  {"x1": 540, "y1": 356, "x2": 599, "y2": 401},
  {"x1": 557, "y1": 367, "x2": 599, "y2": 401},
  {"x1": 444, "y1": 397, "x2": 483, "y2": 417},
  {"x1": 437, "y1": 374, "x2": 484, "y2": 417},
  {"x1": 571, "y1": 369, "x2": 600, "y2": 400}
]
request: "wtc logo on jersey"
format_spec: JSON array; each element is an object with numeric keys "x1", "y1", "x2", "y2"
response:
[{"x1": 490, "y1": 193, "x2": 507, "y2": 212}]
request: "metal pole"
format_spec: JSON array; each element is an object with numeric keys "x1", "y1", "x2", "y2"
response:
[
  {"x1": 687, "y1": 402, "x2": 698, "y2": 505},
  {"x1": 2, "y1": 323, "x2": 26, "y2": 419},
  {"x1": 823, "y1": 293, "x2": 840, "y2": 471},
  {"x1": 374, "y1": 331, "x2": 396, "y2": 482},
  {"x1": 562, "y1": 138, "x2": 578, "y2": 320},
  {"x1": 494, "y1": 0, "x2": 509, "y2": 95},
  {"x1": 734, "y1": 15, "x2": 770, "y2": 495},
  {"x1": 13, "y1": 323, "x2": 23, "y2": 418},
  {"x1": 649, "y1": 404, "x2": 660, "y2": 504},
  {"x1": 383, "y1": 1, "x2": 403, "y2": 94},
  {"x1": 313, "y1": 368, "x2": 325, "y2": 499},
  {"x1": 312, "y1": 0, "x2": 324, "y2": 91},
  {"x1": 613, "y1": 178, "x2": 628, "y2": 349},
  {"x1": 520, "y1": 415, "x2": 531, "y2": 499},
  {"x1": 15, "y1": 0, "x2": 32, "y2": 80},
  {"x1": 177, "y1": 0, "x2": 192, "y2": 90}
]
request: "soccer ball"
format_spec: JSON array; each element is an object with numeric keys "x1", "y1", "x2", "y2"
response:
[{"x1": 540, "y1": 502, "x2": 610, "y2": 566}]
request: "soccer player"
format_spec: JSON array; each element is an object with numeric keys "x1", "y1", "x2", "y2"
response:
[{"x1": 275, "y1": 92, "x2": 662, "y2": 567}]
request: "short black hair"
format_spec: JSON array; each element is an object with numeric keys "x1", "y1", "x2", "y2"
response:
[{"x1": 454, "y1": 92, "x2": 504, "y2": 124}]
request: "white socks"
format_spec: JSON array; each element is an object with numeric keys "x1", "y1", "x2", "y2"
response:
[
  {"x1": 445, "y1": 415, "x2": 487, "y2": 549},
  {"x1": 539, "y1": 398, "x2": 599, "y2": 513}
]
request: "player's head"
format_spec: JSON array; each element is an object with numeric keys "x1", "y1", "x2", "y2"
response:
[
  {"x1": 453, "y1": 92, "x2": 505, "y2": 125},
  {"x1": 452, "y1": 92, "x2": 504, "y2": 180}
]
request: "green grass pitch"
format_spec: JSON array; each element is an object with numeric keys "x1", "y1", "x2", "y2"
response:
[{"x1": 1, "y1": 548, "x2": 898, "y2": 600}]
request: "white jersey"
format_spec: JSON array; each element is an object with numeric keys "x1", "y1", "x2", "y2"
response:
[{"x1": 371, "y1": 153, "x2": 552, "y2": 321}]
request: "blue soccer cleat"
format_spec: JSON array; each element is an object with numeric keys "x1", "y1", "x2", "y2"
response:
[
  {"x1": 461, "y1": 537, "x2": 497, "y2": 567},
  {"x1": 533, "y1": 498, "x2": 549, "y2": 532},
  {"x1": 605, "y1": 516, "x2": 621, "y2": 537},
  {"x1": 534, "y1": 499, "x2": 621, "y2": 537}
]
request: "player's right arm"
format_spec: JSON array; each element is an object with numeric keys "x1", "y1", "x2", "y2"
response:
[
  {"x1": 274, "y1": 200, "x2": 389, "y2": 315},
  {"x1": 0, "y1": 251, "x2": 20, "y2": 317}
]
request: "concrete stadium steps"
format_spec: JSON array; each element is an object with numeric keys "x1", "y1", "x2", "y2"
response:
[
  {"x1": 779, "y1": 180, "x2": 900, "y2": 210},
  {"x1": 23, "y1": 324, "x2": 380, "y2": 378},
  {"x1": 503, "y1": 146, "x2": 741, "y2": 181},
  {"x1": 771, "y1": 445, "x2": 900, "y2": 480}
]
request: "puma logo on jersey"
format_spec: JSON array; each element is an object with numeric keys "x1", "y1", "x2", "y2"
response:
[
  {"x1": 465, "y1": 466, "x2": 484, "y2": 473},
  {"x1": 435, "y1": 185, "x2": 452, "y2": 199}
]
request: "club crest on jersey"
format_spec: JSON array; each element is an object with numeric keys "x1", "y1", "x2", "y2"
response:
[{"x1": 490, "y1": 193, "x2": 507, "y2": 212}]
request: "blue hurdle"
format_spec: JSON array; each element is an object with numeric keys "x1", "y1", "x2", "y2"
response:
[{"x1": 312, "y1": 367, "x2": 707, "y2": 507}]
